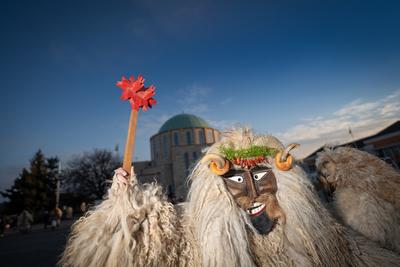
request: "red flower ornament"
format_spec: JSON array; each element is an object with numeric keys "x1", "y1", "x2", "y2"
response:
[{"x1": 116, "y1": 75, "x2": 157, "y2": 111}]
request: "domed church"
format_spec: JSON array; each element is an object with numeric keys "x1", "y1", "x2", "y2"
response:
[{"x1": 133, "y1": 114, "x2": 221, "y2": 201}]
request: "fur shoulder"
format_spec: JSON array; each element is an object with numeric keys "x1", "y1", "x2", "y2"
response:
[{"x1": 60, "y1": 174, "x2": 182, "y2": 267}]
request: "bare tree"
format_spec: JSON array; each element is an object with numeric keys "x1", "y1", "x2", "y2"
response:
[{"x1": 62, "y1": 149, "x2": 120, "y2": 200}]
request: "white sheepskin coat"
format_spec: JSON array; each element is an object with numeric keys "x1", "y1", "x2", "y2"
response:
[{"x1": 60, "y1": 130, "x2": 400, "y2": 266}]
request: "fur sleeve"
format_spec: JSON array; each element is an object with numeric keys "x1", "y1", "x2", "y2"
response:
[{"x1": 59, "y1": 171, "x2": 181, "y2": 267}]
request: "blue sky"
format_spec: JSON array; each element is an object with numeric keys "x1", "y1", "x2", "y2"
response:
[{"x1": 1, "y1": 0, "x2": 400, "y2": 190}]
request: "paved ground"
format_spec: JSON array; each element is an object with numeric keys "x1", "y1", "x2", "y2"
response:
[{"x1": 0, "y1": 221, "x2": 73, "y2": 267}]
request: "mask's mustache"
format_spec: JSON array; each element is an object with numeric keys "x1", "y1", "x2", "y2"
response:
[
  {"x1": 250, "y1": 211, "x2": 276, "y2": 235},
  {"x1": 254, "y1": 195, "x2": 286, "y2": 225}
]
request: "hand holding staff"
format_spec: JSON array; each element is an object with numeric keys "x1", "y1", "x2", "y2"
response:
[{"x1": 116, "y1": 75, "x2": 157, "y2": 174}]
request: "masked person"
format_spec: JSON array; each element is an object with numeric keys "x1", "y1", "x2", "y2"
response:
[{"x1": 60, "y1": 128, "x2": 400, "y2": 267}]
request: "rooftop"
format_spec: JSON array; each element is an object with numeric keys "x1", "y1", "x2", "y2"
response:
[{"x1": 158, "y1": 114, "x2": 211, "y2": 133}]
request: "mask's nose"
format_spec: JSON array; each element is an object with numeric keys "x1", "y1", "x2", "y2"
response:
[{"x1": 246, "y1": 174, "x2": 259, "y2": 200}]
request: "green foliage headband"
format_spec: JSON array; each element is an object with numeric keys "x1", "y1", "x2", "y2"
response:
[{"x1": 219, "y1": 145, "x2": 277, "y2": 168}]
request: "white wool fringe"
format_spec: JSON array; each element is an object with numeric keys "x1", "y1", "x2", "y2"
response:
[{"x1": 60, "y1": 128, "x2": 400, "y2": 267}]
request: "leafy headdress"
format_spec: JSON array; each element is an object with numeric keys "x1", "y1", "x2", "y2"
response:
[{"x1": 201, "y1": 129, "x2": 299, "y2": 175}]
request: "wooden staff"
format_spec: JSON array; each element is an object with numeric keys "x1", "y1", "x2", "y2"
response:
[
  {"x1": 116, "y1": 74, "x2": 157, "y2": 175},
  {"x1": 123, "y1": 109, "x2": 138, "y2": 173}
]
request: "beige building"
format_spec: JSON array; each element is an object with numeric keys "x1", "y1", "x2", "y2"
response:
[{"x1": 133, "y1": 114, "x2": 221, "y2": 201}]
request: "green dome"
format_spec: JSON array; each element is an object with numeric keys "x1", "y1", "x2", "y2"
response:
[{"x1": 159, "y1": 114, "x2": 211, "y2": 133}]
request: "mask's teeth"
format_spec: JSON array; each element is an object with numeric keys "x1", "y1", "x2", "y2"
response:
[{"x1": 248, "y1": 203, "x2": 266, "y2": 215}]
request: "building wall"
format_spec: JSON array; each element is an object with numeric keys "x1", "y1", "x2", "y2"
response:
[
  {"x1": 133, "y1": 161, "x2": 174, "y2": 194},
  {"x1": 365, "y1": 133, "x2": 400, "y2": 168},
  {"x1": 365, "y1": 135, "x2": 400, "y2": 150},
  {"x1": 171, "y1": 144, "x2": 204, "y2": 200},
  {"x1": 133, "y1": 160, "x2": 160, "y2": 183},
  {"x1": 144, "y1": 127, "x2": 220, "y2": 201},
  {"x1": 302, "y1": 124, "x2": 400, "y2": 174}
]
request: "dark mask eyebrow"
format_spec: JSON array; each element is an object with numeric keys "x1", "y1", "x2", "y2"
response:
[
  {"x1": 250, "y1": 166, "x2": 271, "y2": 173},
  {"x1": 222, "y1": 169, "x2": 246, "y2": 178}
]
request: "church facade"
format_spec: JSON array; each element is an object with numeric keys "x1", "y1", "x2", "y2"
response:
[{"x1": 133, "y1": 114, "x2": 221, "y2": 201}]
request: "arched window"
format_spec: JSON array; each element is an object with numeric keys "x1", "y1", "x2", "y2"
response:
[
  {"x1": 198, "y1": 130, "x2": 205, "y2": 144},
  {"x1": 173, "y1": 132, "x2": 179, "y2": 146},
  {"x1": 184, "y1": 152, "x2": 190, "y2": 176},
  {"x1": 186, "y1": 131, "x2": 192, "y2": 145}
]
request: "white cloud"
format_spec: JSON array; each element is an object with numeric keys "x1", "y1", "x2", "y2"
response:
[
  {"x1": 384, "y1": 89, "x2": 400, "y2": 101},
  {"x1": 177, "y1": 84, "x2": 212, "y2": 114},
  {"x1": 137, "y1": 114, "x2": 171, "y2": 137},
  {"x1": 301, "y1": 116, "x2": 323, "y2": 122},
  {"x1": 207, "y1": 119, "x2": 238, "y2": 130},
  {"x1": 279, "y1": 89, "x2": 400, "y2": 158},
  {"x1": 334, "y1": 100, "x2": 380, "y2": 117},
  {"x1": 381, "y1": 103, "x2": 400, "y2": 117}
]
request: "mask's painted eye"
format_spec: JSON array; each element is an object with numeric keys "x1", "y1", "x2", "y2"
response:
[
  {"x1": 227, "y1": 175, "x2": 244, "y2": 183},
  {"x1": 253, "y1": 172, "x2": 267, "y2": 181}
]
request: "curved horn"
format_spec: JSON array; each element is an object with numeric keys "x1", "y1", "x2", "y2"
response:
[
  {"x1": 201, "y1": 153, "x2": 230, "y2": 175},
  {"x1": 280, "y1": 143, "x2": 299, "y2": 162},
  {"x1": 275, "y1": 143, "x2": 299, "y2": 171}
]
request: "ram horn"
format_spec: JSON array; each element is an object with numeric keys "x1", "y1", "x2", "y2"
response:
[
  {"x1": 280, "y1": 143, "x2": 299, "y2": 161},
  {"x1": 275, "y1": 143, "x2": 299, "y2": 171},
  {"x1": 201, "y1": 153, "x2": 230, "y2": 175}
]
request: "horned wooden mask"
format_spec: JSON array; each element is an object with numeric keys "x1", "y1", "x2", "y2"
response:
[{"x1": 200, "y1": 143, "x2": 298, "y2": 234}]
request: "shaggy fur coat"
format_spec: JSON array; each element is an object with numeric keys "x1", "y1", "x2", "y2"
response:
[
  {"x1": 60, "y1": 130, "x2": 400, "y2": 267},
  {"x1": 316, "y1": 147, "x2": 400, "y2": 254}
]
